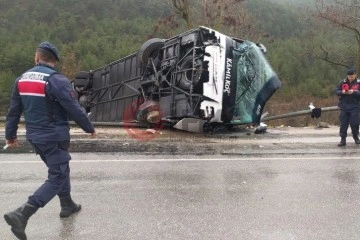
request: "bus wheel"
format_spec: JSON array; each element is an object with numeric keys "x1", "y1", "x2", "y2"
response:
[
  {"x1": 138, "y1": 38, "x2": 165, "y2": 72},
  {"x1": 73, "y1": 71, "x2": 93, "y2": 92},
  {"x1": 136, "y1": 100, "x2": 161, "y2": 125},
  {"x1": 177, "y1": 56, "x2": 202, "y2": 91}
]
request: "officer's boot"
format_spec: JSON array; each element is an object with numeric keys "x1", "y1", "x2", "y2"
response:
[
  {"x1": 354, "y1": 135, "x2": 360, "y2": 144},
  {"x1": 59, "y1": 195, "x2": 81, "y2": 218},
  {"x1": 338, "y1": 137, "x2": 346, "y2": 146},
  {"x1": 4, "y1": 203, "x2": 38, "y2": 240}
]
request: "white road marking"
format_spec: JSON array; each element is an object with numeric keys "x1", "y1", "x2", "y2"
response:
[{"x1": 0, "y1": 156, "x2": 358, "y2": 164}]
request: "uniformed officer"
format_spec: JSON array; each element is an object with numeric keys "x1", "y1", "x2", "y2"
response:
[
  {"x1": 3, "y1": 42, "x2": 96, "y2": 240},
  {"x1": 335, "y1": 68, "x2": 360, "y2": 146}
]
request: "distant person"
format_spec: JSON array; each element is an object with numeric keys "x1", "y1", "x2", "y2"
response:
[
  {"x1": 335, "y1": 68, "x2": 360, "y2": 146},
  {"x1": 3, "y1": 42, "x2": 96, "y2": 240}
]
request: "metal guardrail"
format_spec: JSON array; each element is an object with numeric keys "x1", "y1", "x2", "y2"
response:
[{"x1": 262, "y1": 106, "x2": 339, "y2": 121}]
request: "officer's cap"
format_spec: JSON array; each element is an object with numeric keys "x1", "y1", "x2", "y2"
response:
[
  {"x1": 347, "y1": 69, "x2": 356, "y2": 75},
  {"x1": 38, "y1": 42, "x2": 60, "y2": 61}
]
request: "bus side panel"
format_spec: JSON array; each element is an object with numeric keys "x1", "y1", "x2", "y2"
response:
[{"x1": 89, "y1": 54, "x2": 142, "y2": 122}]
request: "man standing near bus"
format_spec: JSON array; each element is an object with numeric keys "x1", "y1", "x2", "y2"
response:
[
  {"x1": 3, "y1": 42, "x2": 96, "y2": 240},
  {"x1": 335, "y1": 69, "x2": 360, "y2": 146}
]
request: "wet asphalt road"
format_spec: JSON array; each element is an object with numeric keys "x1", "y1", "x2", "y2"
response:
[
  {"x1": 1, "y1": 126, "x2": 360, "y2": 239},
  {"x1": 1, "y1": 150, "x2": 360, "y2": 240}
]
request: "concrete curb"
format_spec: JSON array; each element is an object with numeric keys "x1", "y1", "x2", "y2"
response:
[{"x1": 0, "y1": 125, "x2": 345, "y2": 155}]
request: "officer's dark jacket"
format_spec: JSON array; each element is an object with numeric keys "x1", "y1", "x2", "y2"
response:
[
  {"x1": 335, "y1": 78, "x2": 360, "y2": 111},
  {"x1": 6, "y1": 63, "x2": 94, "y2": 141}
]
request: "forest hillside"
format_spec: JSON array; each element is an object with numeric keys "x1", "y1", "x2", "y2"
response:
[{"x1": 0, "y1": 0, "x2": 358, "y2": 126}]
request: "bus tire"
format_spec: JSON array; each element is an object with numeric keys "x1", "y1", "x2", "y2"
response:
[
  {"x1": 138, "y1": 38, "x2": 165, "y2": 69},
  {"x1": 177, "y1": 55, "x2": 202, "y2": 91},
  {"x1": 136, "y1": 100, "x2": 161, "y2": 125},
  {"x1": 73, "y1": 71, "x2": 93, "y2": 91}
]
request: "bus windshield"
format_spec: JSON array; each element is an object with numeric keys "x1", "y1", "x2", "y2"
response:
[{"x1": 231, "y1": 41, "x2": 279, "y2": 124}]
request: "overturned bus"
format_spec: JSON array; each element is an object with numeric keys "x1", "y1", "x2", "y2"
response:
[{"x1": 73, "y1": 26, "x2": 281, "y2": 133}]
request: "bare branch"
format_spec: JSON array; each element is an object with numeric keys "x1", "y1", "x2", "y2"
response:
[
  {"x1": 314, "y1": 0, "x2": 360, "y2": 70},
  {"x1": 317, "y1": 45, "x2": 349, "y2": 68}
]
